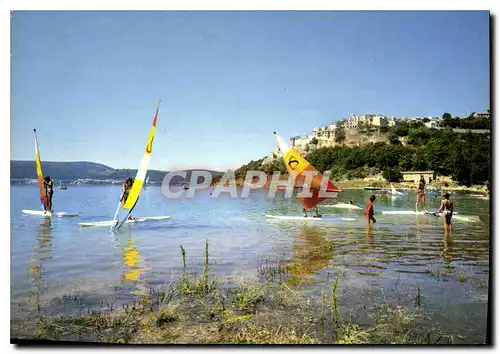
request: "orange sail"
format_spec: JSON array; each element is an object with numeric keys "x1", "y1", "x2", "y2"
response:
[
  {"x1": 274, "y1": 132, "x2": 341, "y2": 210},
  {"x1": 33, "y1": 129, "x2": 49, "y2": 211}
]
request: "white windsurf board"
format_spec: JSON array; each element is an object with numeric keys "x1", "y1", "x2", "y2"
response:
[
  {"x1": 381, "y1": 210, "x2": 443, "y2": 215},
  {"x1": 323, "y1": 203, "x2": 363, "y2": 210},
  {"x1": 78, "y1": 215, "x2": 171, "y2": 228},
  {"x1": 22, "y1": 210, "x2": 78, "y2": 217},
  {"x1": 265, "y1": 214, "x2": 353, "y2": 222}
]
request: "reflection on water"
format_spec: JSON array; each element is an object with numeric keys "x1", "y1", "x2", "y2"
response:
[
  {"x1": 283, "y1": 225, "x2": 333, "y2": 286},
  {"x1": 115, "y1": 228, "x2": 148, "y2": 296},
  {"x1": 29, "y1": 218, "x2": 52, "y2": 316},
  {"x1": 10, "y1": 186, "x2": 490, "y2": 342},
  {"x1": 365, "y1": 225, "x2": 373, "y2": 246},
  {"x1": 441, "y1": 232, "x2": 453, "y2": 264}
]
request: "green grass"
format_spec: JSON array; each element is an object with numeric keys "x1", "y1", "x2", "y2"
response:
[{"x1": 11, "y1": 240, "x2": 472, "y2": 345}]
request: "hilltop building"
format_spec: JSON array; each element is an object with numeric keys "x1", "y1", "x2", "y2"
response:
[
  {"x1": 401, "y1": 171, "x2": 436, "y2": 184},
  {"x1": 474, "y1": 109, "x2": 490, "y2": 119}
]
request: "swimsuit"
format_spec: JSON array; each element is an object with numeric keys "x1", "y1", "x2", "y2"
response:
[
  {"x1": 364, "y1": 201, "x2": 374, "y2": 216},
  {"x1": 122, "y1": 183, "x2": 132, "y2": 203},
  {"x1": 442, "y1": 207, "x2": 452, "y2": 224},
  {"x1": 418, "y1": 182, "x2": 425, "y2": 196},
  {"x1": 44, "y1": 181, "x2": 53, "y2": 195}
]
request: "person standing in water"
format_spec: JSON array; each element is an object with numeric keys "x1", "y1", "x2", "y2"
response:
[
  {"x1": 364, "y1": 195, "x2": 377, "y2": 224},
  {"x1": 415, "y1": 174, "x2": 428, "y2": 212},
  {"x1": 43, "y1": 176, "x2": 54, "y2": 212},
  {"x1": 120, "y1": 177, "x2": 135, "y2": 220},
  {"x1": 438, "y1": 193, "x2": 453, "y2": 233}
]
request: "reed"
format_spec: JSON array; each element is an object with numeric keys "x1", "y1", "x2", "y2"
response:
[
  {"x1": 11, "y1": 240, "x2": 471, "y2": 345},
  {"x1": 180, "y1": 245, "x2": 187, "y2": 272}
]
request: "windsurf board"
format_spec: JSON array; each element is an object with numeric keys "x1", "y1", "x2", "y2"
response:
[
  {"x1": 78, "y1": 215, "x2": 171, "y2": 228},
  {"x1": 323, "y1": 203, "x2": 363, "y2": 210},
  {"x1": 22, "y1": 210, "x2": 78, "y2": 217}
]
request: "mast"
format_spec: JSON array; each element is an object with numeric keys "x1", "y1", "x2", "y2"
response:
[{"x1": 111, "y1": 101, "x2": 161, "y2": 231}]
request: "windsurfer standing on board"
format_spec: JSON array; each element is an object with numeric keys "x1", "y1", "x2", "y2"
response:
[
  {"x1": 415, "y1": 174, "x2": 428, "y2": 212},
  {"x1": 43, "y1": 176, "x2": 54, "y2": 213},
  {"x1": 302, "y1": 184, "x2": 322, "y2": 218},
  {"x1": 120, "y1": 177, "x2": 135, "y2": 220}
]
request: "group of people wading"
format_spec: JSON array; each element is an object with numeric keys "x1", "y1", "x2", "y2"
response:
[{"x1": 364, "y1": 174, "x2": 454, "y2": 233}]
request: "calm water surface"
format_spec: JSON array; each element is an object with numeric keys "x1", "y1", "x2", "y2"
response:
[{"x1": 10, "y1": 184, "x2": 490, "y2": 342}]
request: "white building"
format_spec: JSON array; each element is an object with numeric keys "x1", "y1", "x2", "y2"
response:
[
  {"x1": 424, "y1": 117, "x2": 440, "y2": 129},
  {"x1": 386, "y1": 116, "x2": 400, "y2": 127},
  {"x1": 371, "y1": 114, "x2": 388, "y2": 127},
  {"x1": 313, "y1": 124, "x2": 336, "y2": 139},
  {"x1": 345, "y1": 114, "x2": 389, "y2": 128},
  {"x1": 290, "y1": 135, "x2": 313, "y2": 149},
  {"x1": 474, "y1": 110, "x2": 490, "y2": 119}
]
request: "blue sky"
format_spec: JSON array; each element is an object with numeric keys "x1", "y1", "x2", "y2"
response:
[{"x1": 11, "y1": 11, "x2": 490, "y2": 171}]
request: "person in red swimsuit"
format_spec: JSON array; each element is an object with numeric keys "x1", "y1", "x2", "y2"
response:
[{"x1": 364, "y1": 195, "x2": 377, "y2": 224}]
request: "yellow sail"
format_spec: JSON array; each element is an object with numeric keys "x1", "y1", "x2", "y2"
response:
[
  {"x1": 34, "y1": 129, "x2": 48, "y2": 210},
  {"x1": 123, "y1": 101, "x2": 161, "y2": 210}
]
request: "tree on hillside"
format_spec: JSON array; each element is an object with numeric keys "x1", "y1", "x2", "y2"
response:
[
  {"x1": 442, "y1": 112, "x2": 452, "y2": 120},
  {"x1": 379, "y1": 126, "x2": 389, "y2": 134},
  {"x1": 382, "y1": 167, "x2": 402, "y2": 182},
  {"x1": 407, "y1": 127, "x2": 431, "y2": 145},
  {"x1": 395, "y1": 123, "x2": 409, "y2": 137},
  {"x1": 442, "y1": 113, "x2": 453, "y2": 127},
  {"x1": 388, "y1": 132, "x2": 400, "y2": 145},
  {"x1": 239, "y1": 128, "x2": 490, "y2": 186},
  {"x1": 262, "y1": 158, "x2": 286, "y2": 175},
  {"x1": 310, "y1": 137, "x2": 318, "y2": 145},
  {"x1": 410, "y1": 121, "x2": 424, "y2": 129},
  {"x1": 335, "y1": 128, "x2": 346, "y2": 144}
]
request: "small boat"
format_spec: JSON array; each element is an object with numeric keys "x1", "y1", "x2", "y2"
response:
[{"x1": 58, "y1": 181, "x2": 68, "y2": 190}]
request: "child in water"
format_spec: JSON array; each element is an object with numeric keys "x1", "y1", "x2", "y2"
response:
[
  {"x1": 438, "y1": 193, "x2": 453, "y2": 233},
  {"x1": 364, "y1": 195, "x2": 377, "y2": 224}
]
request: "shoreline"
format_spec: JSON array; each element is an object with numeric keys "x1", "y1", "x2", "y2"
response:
[
  {"x1": 212, "y1": 177, "x2": 488, "y2": 194},
  {"x1": 11, "y1": 241, "x2": 481, "y2": 345}
]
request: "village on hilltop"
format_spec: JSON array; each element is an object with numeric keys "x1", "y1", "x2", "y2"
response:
[{"x1": 264, "y1": 110, "x2": 491, "y2": 164}]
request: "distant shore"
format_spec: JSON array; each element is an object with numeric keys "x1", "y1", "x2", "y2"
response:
[
  {"x1": 212, "y1": 176, "x2": 488, "y2": 195},
  {"x1": 336, "y1": 179, "x2": 488, "y2": 194}
]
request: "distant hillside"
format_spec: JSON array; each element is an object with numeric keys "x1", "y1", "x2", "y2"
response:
[
  {"x1": 237, "y1": 122, "x2": 490, "y2": 187},
  {"x1": 10, "y1": 161, "x2": 223, "y2": 184}
]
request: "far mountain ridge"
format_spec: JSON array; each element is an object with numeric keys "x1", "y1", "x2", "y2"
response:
[{"x1": 10, "y1": 160, "x2": 223, "y2": 183}]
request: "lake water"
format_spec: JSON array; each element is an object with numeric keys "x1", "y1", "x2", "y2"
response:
[{"x1": 10, "y1": 184, "x2": 490, "y2": 343}]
